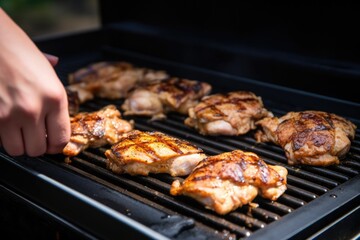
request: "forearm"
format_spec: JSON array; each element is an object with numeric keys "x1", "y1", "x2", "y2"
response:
[
  {"x1": 0, "y1": 8, "x2": 54, "y2": 84},
  {"x1": 0, "y1": 8, "x2": 41, "y2": 56}
]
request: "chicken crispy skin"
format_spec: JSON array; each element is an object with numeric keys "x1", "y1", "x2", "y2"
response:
[
  {"x1": 170, "y1": 150, "x2": 287, "y2": 215},
  {"x1": 122, "y1": 78, "x2": 212, "y2": 119},
  {"x1": 67, "y1": 61, "x2": 169, "y2": 103},
  {"x1": 255, "y1": 111, "x2": 357, "y2": 166},
  {"x1": 63, "y1": 105, "x2": 133, "y2": 157},
  {"x1": 185, "y1": 91, "x2": 273, "y2": 135},
  {"x1": 105, "y1": 130, "x2": 207, "y2": 176}
]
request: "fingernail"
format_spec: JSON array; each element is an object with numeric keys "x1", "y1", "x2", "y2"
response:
[{"x1": 43, "y1": 53, "x2": 59, "y2": 66}]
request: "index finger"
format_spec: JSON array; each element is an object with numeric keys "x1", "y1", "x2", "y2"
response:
[{"x1": 45, "y1": 104, "x2": 71, "y2": 154}]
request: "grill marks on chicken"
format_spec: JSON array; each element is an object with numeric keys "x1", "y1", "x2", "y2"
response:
[
  {"x1": 185, "y1": 91, "x2": 273, "y2": 135},
  {"x1": 66, "y1": 61, "x2": 212, "y2": 120},
  {"x1": 105, "y1": 130, "x2": 207, "y2": 176},
  {"x1": 63, "y1": 105, "x2": 133, "y2": 157},
  {"x1": 255, "y1": 111, "x2": 357, "y2": 166},
  {"x1": 66, "y1": 61, "x2": 169, "y2": 103},
  {"x1": 122, "y1": 78, "x2": 212, "y2": 120},
  {"x1": 170, "y1": 150, "x2": 287, "y2": 215}
]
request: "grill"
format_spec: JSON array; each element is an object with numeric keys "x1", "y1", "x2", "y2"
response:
[{"x1": 1, "y1": 2, "x2": 360, "y2": 240}]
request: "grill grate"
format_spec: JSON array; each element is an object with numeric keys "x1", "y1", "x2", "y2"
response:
[
  {"x1": 59, "y1": 96, "x2": 360, "y2": 239},
  {"x1": 35, "y1": 44, "x2": 359, "y2": 239}
]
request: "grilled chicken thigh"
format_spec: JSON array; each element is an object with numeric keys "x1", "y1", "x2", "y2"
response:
[
  {"x1": 68, "y1": 61, "x2": 131, "y2": 84},
  {"x1": 67, "y1": 61, "x2": 168, "y2": 103},
  {"x1": 66, "y1": 83, "x2": 95, "y2": 103},
  {"x1": 122, "y1": 78, "x2": 212, "y2": 119},
  {"x1": 170, "y1": 150, "x2": 287, "y2": 215},
  {"x1": 121, "y1": 89, "x2": 166, "y2": 120},
  {"x1": 255, "y1": 111, "x2": 357, "y2": 166},
  {"x1": 185, "y1": 91, "x2": 273, "y2": 135},
  {"x1": 105, "y1": 130, "x2": 207, "y2": 176},
  {"x1": 63, "y1": 105, "x2": 133, "y2": 157}
]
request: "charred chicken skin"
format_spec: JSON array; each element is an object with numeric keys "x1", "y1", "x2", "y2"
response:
[
  {"x1": 66, "y1": 88, "x2": 80, "y2": 116},
  {"x1": 121, "y1": 78, "x2": 212, "y2": 120},
  {"x1": 185, "y1": 91, "x2": 273, "y2": 135},
  {"x1": 66, "y1": 61, "x2": 169, "y2": 103},
  {"x1": 105, "y1": 130, "x2": 207, "y2": 176},
  {"x1": 255, "y1": 111, "x2": 357, "y2": 166},
  {"x1": 63, "y1": 105, "x2": 133, "y2": 157},
  {"x1": 170, "y1": 150, "x2": 287, "y2": 215}
]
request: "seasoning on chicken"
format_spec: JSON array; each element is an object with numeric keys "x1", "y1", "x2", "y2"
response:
[
  {"x1": 105, "y1": 130, "x2": 207, "y2": 176},
  {"x1": 255, "y1": 111, "x2": 357, "y2": 166},
  {"x1": 170, "y1": 150, "x2": 287, "y2": 215},
  {"x1": 67, "y1": 61, "x2": 169, "y2": 103},
  {"x1": 184, "y1": 91, "x2": 273, "y2": 135},
  {"x1": 121, "y1": 78, "x2": 212, "y2": 120},
  {"x1": 63, "y1": 105, "x2": 133, "y2": 157}
]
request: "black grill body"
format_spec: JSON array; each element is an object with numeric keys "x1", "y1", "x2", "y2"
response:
[{"x1": 1, "y1": 2, "x2": 360, "y2": 240}]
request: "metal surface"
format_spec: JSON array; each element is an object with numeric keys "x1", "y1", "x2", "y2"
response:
[
  {"x1": 1, "y1": 29, "x2": 360, "y2": 239},
  {"x1": 65, "y1": 98, "x2": 360, "y2": 239}
]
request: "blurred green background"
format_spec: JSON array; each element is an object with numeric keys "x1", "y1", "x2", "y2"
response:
[{"x1": 1, "y1": 0, "x2": 99, "y2": 37}]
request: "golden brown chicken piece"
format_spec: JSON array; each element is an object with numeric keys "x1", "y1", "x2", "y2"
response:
[
  {"x1": 68, "y1": 62, "x2": 132, "y2": 84},
  {"x1": 255, "y1": 111, "x2": 357, "y2": 166},
  {"x1": 66, "y1": 83, "x2": 95, "y2": 103},
  {"x1": 185, "y1": 91, "x2": 273, "y2": 135},
  {"x1": 170, "y1": 150, "x2": 287, "y2": 215},
  {"x1": 105, "y1": 130, "x2": 207, "y2": 176},
  {"x1": 67, "y1": 61, "x2": 169, "y2": 103},
  {"x1": 121, "y1": 78, "x2": 212, "y2": 119},
  {"x1": 121, "y1": 89, "x2": 166, "y2": 120},
  {"x1": 63, "y1": 105, "x2": 133, "y2": 157}
]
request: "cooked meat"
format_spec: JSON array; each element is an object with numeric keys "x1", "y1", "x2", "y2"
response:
[
  {"x1": 68, "y1": 62, "x2": 129, "y2": 84},
  {"x1": 121, "y1": 78, "x2": 212, "y2": 119},
  {"x1": 255, "y1": 111, "x2": 357, "y2": 166},
  {"x1": 67, "y1": 61, "x2": 168, "y2": 103},
  {"x1": 105, "y1": 130, "x2": 207, "y2": 176},
  {"x1": 170, "y1": 150, "x2": 287, "y2": 215},
  {"x1": 146, "y1": 78, "x2": 212, "y2": 114},
  {"x1": 138, "y1": 68, "x2": 170, "y2": 85},
  {"x1": 95, "y1": 68, "x2": 140, "y2": 99},
  {"x1": 121, "y1": 89, "x2": 166, "y2": 120},
  {"x1": 185, "y1": 91, "x2": 273, "y2": 135},
  {"x1": 66, "y1": 83, "x2": 94, "y2": 103},
  {"x1": 66, "y1": 88, "x2": 80, "y2": 116},
  {"x1": 63, "y1": 105, "x2": 133, "y2": 157}
]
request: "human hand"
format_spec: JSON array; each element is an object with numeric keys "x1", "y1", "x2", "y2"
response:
[
  {"x1": 43, "y1": 53, "x2": 59, "y2": 67},
  {"x1": 0, "y1": 9, "x2": 70, "y2": 157}
]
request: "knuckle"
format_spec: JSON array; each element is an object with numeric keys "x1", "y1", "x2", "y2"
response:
[
  {"x1": 22, "y1": 102, "x2": 39, "y2": 117},
  {"x1": 46, "y1": 88, "x2": 67, "y2": 104},
  {"x1": 16, "y1": 104, "x2": 41, "y2": 122},
  {"x1": 0, "y1": 108, "x2": 11, "y2": 121}
]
